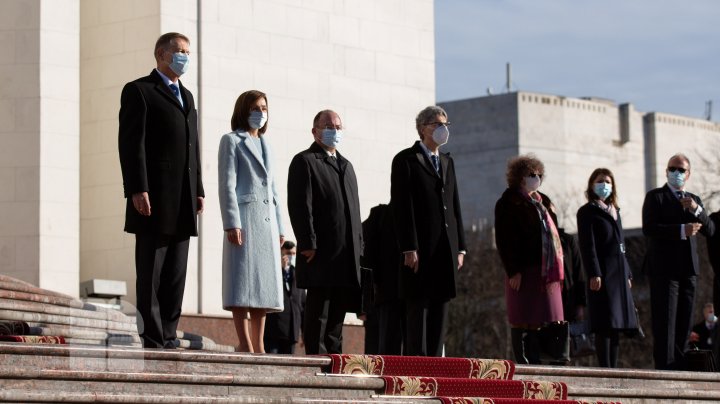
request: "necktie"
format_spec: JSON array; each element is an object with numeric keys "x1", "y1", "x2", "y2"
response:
[
  {"x1": 431, "y1": 154, "x2": 440, "y2": 173},
  {"x1": 169, "y1": 83, "x2": 183, "y2": 107}
]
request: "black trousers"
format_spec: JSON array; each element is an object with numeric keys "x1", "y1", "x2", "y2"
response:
[
  {"x1": 303, "y1": 287, "x2": 354, "y2": 354},
  {"x1": 404, "y1": 298, "x2": 448, "y2": 357},
  {"x1": 376, "y1": 301, "x2": 405, "y2": 355},
  {"x1": 264, "y1": 338, "x2": 296, "y2": 354},
  {"x1": 650, "y1": 273, "x2": 696, "y2": 370},
  {"x1": 135, "y1": 233, "x2": 190, "y2": 349}
]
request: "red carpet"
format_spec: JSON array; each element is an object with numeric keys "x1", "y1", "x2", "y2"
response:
[
  {"x1": 437, "y1": 399, "x2": 620, "y2": 404},
  {"x1": 382, "y1": 376, "x2": 567, "y2": 400},
  {"x1": 0, "y1": 335, "x2": 66, "y2": 344},
  {"x1": 327, "y1": 354, "x2": 514, "y2": 379}
]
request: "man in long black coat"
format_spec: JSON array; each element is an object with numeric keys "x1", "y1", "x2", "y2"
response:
[
  {"x1": 642, "y1": 153, "x2": 715, "y2": 369},
  {"x1": 709, "y1": 211, "x2": 720, "y2": 312},
  {"x1": 287, "y1": 110, "x2": 362, "y2": 354},
  {"x1": 118, "y1": 32, "x2": 204, "y2": 349},
  {"x1": 390, "y1": 105, "x2": 466, "y2": 357},
  {"x1": 362, "y1": 204, "x2": 403, "y2": 355}
]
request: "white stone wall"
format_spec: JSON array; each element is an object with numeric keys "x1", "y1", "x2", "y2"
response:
[
  {"x1": 0, "y1": 0, "x2": 79, "y2": 296},
  {"x1": 196, "y1": 0, "x2": 435, "y2": 314},
  {"x1": 442, "y1": 92, "x2": 646, "y2": 233},
  {"x1": 77, "y1": 0, "x2": 435, "y2": 314},
  {"x1": 647, "y1": 113, "x2": 720, "y2": 212}
]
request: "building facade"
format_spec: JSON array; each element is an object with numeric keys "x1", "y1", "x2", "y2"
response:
[
  {"x1": 441, "y1": 92, "x2": 720, "y2": 233},
  {"x1": 0, "y1": 0, "x2": 436, "y2": 315}
]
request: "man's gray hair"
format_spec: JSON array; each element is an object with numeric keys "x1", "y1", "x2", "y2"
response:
[{"x1": 415, "y1": 105, "x2": 448, "y2": 136}]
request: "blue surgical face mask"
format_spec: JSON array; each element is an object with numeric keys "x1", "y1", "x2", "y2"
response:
[
  {"x1": 321, "y1": 129, "x2": 342, "y2": 148},
  {"x1": 169, "y1": 52, "x2": 189, "y2": 76},
  {"x1": 248, "y1": 110, "x2": 267, "y2": 129},
  {"x1": 667, "y1": 171, "x2": 686, "y2": 188},
  {"x1": 593, "y1": 182, "x2": 613, "y2": 201},
  {"x1": 289, "y1": 254, "x2": 296, "y2": 267}
]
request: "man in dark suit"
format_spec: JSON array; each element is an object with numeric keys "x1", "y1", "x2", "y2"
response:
[
  {"x1": 709, "y1": 211, "x2": 720, "y2": 312},
  {"x1": 118, "y1": 32, "x2": 204, "y2": 349},
  {"x1": 264, "y1": 241, "x2": 306, "y2": 354},
  {"x1": 361, "y1": 204, "x2": 404, "y2": 355},
  {"x1": 390, "y1": 105, "x2": 466, "y2": 357},
  {"x1": 642, "y1": 153, "x2": 715, "y2": 369},
  {"x1": 287, "y1": 110, "x2": 362, "y2": 354}
]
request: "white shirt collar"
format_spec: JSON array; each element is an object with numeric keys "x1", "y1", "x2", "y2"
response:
[
  {"x1": 418, "y1": 141, "x2": 438, "y2": 158},
  {"x1": 155, "y1": 68, "x2": 178, "y2": 87},
  {"x1": 666, "y1": 182, "x2": 685, "y2": 196}
]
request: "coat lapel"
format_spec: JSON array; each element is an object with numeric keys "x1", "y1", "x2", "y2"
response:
[
  {"x1": 150, "y1": 70, "x2": 187, "y2": 114},
  {"x1": 412, "y1": 142, "x2": 439, "y2": 178},
  {"x1": 440, "y1": 152, "x2": 449, "y2": 182},
  {"x1": 237, "y1": 131, "x2": 268, "y2": 177}
]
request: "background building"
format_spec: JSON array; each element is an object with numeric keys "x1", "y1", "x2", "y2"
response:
[
  {"x1": 0, "y1": 0, "x2": 435, "y2": 317},
  {"x1": 441, "y1": 92, "x2": 720, "y2": 233}
]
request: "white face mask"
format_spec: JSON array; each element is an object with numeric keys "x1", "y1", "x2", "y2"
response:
[
  {"x1": 431, "y1": 125, "x2": 449, "y2": 146},
  {"x1": 289, "y1": 254, "x2": 296, "y2": 267},
  {"x1": 524, "y1": 175, "x2": 541, "y2": 192}
]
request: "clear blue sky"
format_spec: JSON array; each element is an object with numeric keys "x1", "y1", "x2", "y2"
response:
[{"x1": 435, "y1": 0, "x2": 720, "y2": 120}]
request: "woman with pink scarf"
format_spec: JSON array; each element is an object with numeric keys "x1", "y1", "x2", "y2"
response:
[
  {"x1": 495, "y1": 155, "x2": 565, "y2": 364},
  {"x1": 577, "y1": 168, "x2": 638, "y2": 368}
]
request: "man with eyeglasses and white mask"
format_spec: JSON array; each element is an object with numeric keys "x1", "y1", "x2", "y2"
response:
[
  {"x1": 287, "y1": 110, "x2": 363, "y2": 354},
  {"x1": 390, "y1": 105, "x2": 467, "y2": 356},
  {"x1": 643, "y1": 153, "x2": 715, "y2": 370},
  {"x1": 118, "y1": 32, "x2": 204, "y2": 349}
]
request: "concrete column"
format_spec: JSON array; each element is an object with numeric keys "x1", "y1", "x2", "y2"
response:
[{"x1": 0, "y1": 0, "x2": 80, "y2": 296}]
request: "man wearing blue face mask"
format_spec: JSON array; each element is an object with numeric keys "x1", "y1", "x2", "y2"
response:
[
  {"x1": 118, "y1": 32, "x2": 204, "y2": 349},
  {"x1": 287, "y1": 110, "x2": 363, "y2": 354},
  {"x1": 642, "y1": 153, "x2": 715, "y2": 369},
  {"x1": 390, "y1": 105, "x2": 467, "y2": 357}
]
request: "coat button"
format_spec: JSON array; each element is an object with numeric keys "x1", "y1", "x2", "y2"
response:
[
  {"x1": 445, "y1": 223, "x2": 449, "y2": 228},
  {"x1": 262, "y1": 180, "x2": 267, "y2": 186},
  {"x1": 265, "y1": 217, "x2": 270, "y2": 222},
  {"x1": 444, "y1": 205, "x2": 447, "y2": 210},
  {"x1": 263, "y1": 199, "x2": 269, "y2": 204}
]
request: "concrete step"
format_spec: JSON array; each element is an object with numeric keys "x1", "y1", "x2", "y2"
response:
[
  {"x1": 0, "y1": 343, "x2": 327, "y2": 378},
  {"x1": 515, "y1": 364, "x2": 720, "y2": 403}
]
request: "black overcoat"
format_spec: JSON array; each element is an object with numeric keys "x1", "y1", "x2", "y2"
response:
[
  {"x1": 494, "y1": 188, "x2": 555, "y2": 278},
  {"x1": 361, "y1": 204, "x2": 401, "y2": 305},
  {"x1": 287, "y1": 142, "x2": 362, "y2": 289},
  {"x1": 390, "y1": 141, "x2": 466, "y2": 301},
  {"x1": 118, "y1": 70, "x2": 204, "y2": 237},
  {"x1": 577, "y1": 203, "x2": 637, "y2": 332},
  {"x1": 642, "y1": 185, "x2": 715, "y2": 278}
]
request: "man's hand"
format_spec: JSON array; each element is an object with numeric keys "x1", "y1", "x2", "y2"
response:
[
  {"x1": 197, "y1": 196, "x2": 205, "y2": 214},
  {"x1": 685, "y1": 222, "x2": 703, "y2": 237},
  {"x1": 680, "y1": 196, "x2": 698, "y2": 212},
  {"x1": 300, "y1": 249, "x2": 316, "y2": 263},
  {"x1": 590, "y1": 276, "x2": 602, "y2": 291},
  {"x1": 457, "y1": 253, "x2": 464, "y2": 270},
  {"x1": 226, "y1": 228, "x2": 242, "y2": 245},
  {"x1": 508, "y1": 273, "x2": 522, "y2": 291},
  {"x1": 132, "y1": 192, "x2": 151, "y2": 216},
  {"x1": 403, "y1": 251, "x2": 419, "y2": 273}
]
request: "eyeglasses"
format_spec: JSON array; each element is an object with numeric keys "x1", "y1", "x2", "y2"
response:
[
  {"x1": 667, "y1": 167, "x2": 687, "y2": 174},
  {"x1": 425, "y1": 121, "x2": 451, "y2": 128},
  {"x1": 528, "y1": 173, "x2": 543, "y2": 179},
  {"x1": 316, "y1": 125, "x2": 343, "y2": 131}
]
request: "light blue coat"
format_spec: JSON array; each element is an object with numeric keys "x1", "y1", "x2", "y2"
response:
[{"x1": 218, "y1": 130, "x2": 284, "y2": 311}]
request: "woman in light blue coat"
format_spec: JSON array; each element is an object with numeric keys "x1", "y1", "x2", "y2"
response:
[{"x1": 219, "y1": 90, "x2": 284, "y2": 353}]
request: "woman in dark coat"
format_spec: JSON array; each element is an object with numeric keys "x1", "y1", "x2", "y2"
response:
[
  {"x1": 576, "y1": 168, "x2": 638, "y2": 368},
  {"x1": 495, "y1": 155, "x2": 565, "y2": 364}
]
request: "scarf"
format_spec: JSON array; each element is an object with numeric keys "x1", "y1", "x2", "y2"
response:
[
  {"x1": 527, "y1": 192, "x2": 564, "y2": 283},
  {"x1": 594, "y1": 199, "x2": 618, "y2": 221}
]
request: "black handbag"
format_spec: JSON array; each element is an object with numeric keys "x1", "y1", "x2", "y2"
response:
[
  {"x1": 569, "y1": 320, "x2": 596, "y2": 358},
  {"x1": 538, "y1": 321, "x2": 570, "y2": 363}
]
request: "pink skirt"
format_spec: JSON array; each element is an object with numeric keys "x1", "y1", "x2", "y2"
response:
[{"x1": 505, "y1": 266, "x2": 564, "y2": 327}]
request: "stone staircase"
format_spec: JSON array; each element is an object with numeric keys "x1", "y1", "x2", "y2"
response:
[{"x1": 1, "y1": 342, "x2": 720, "y2": 403}]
